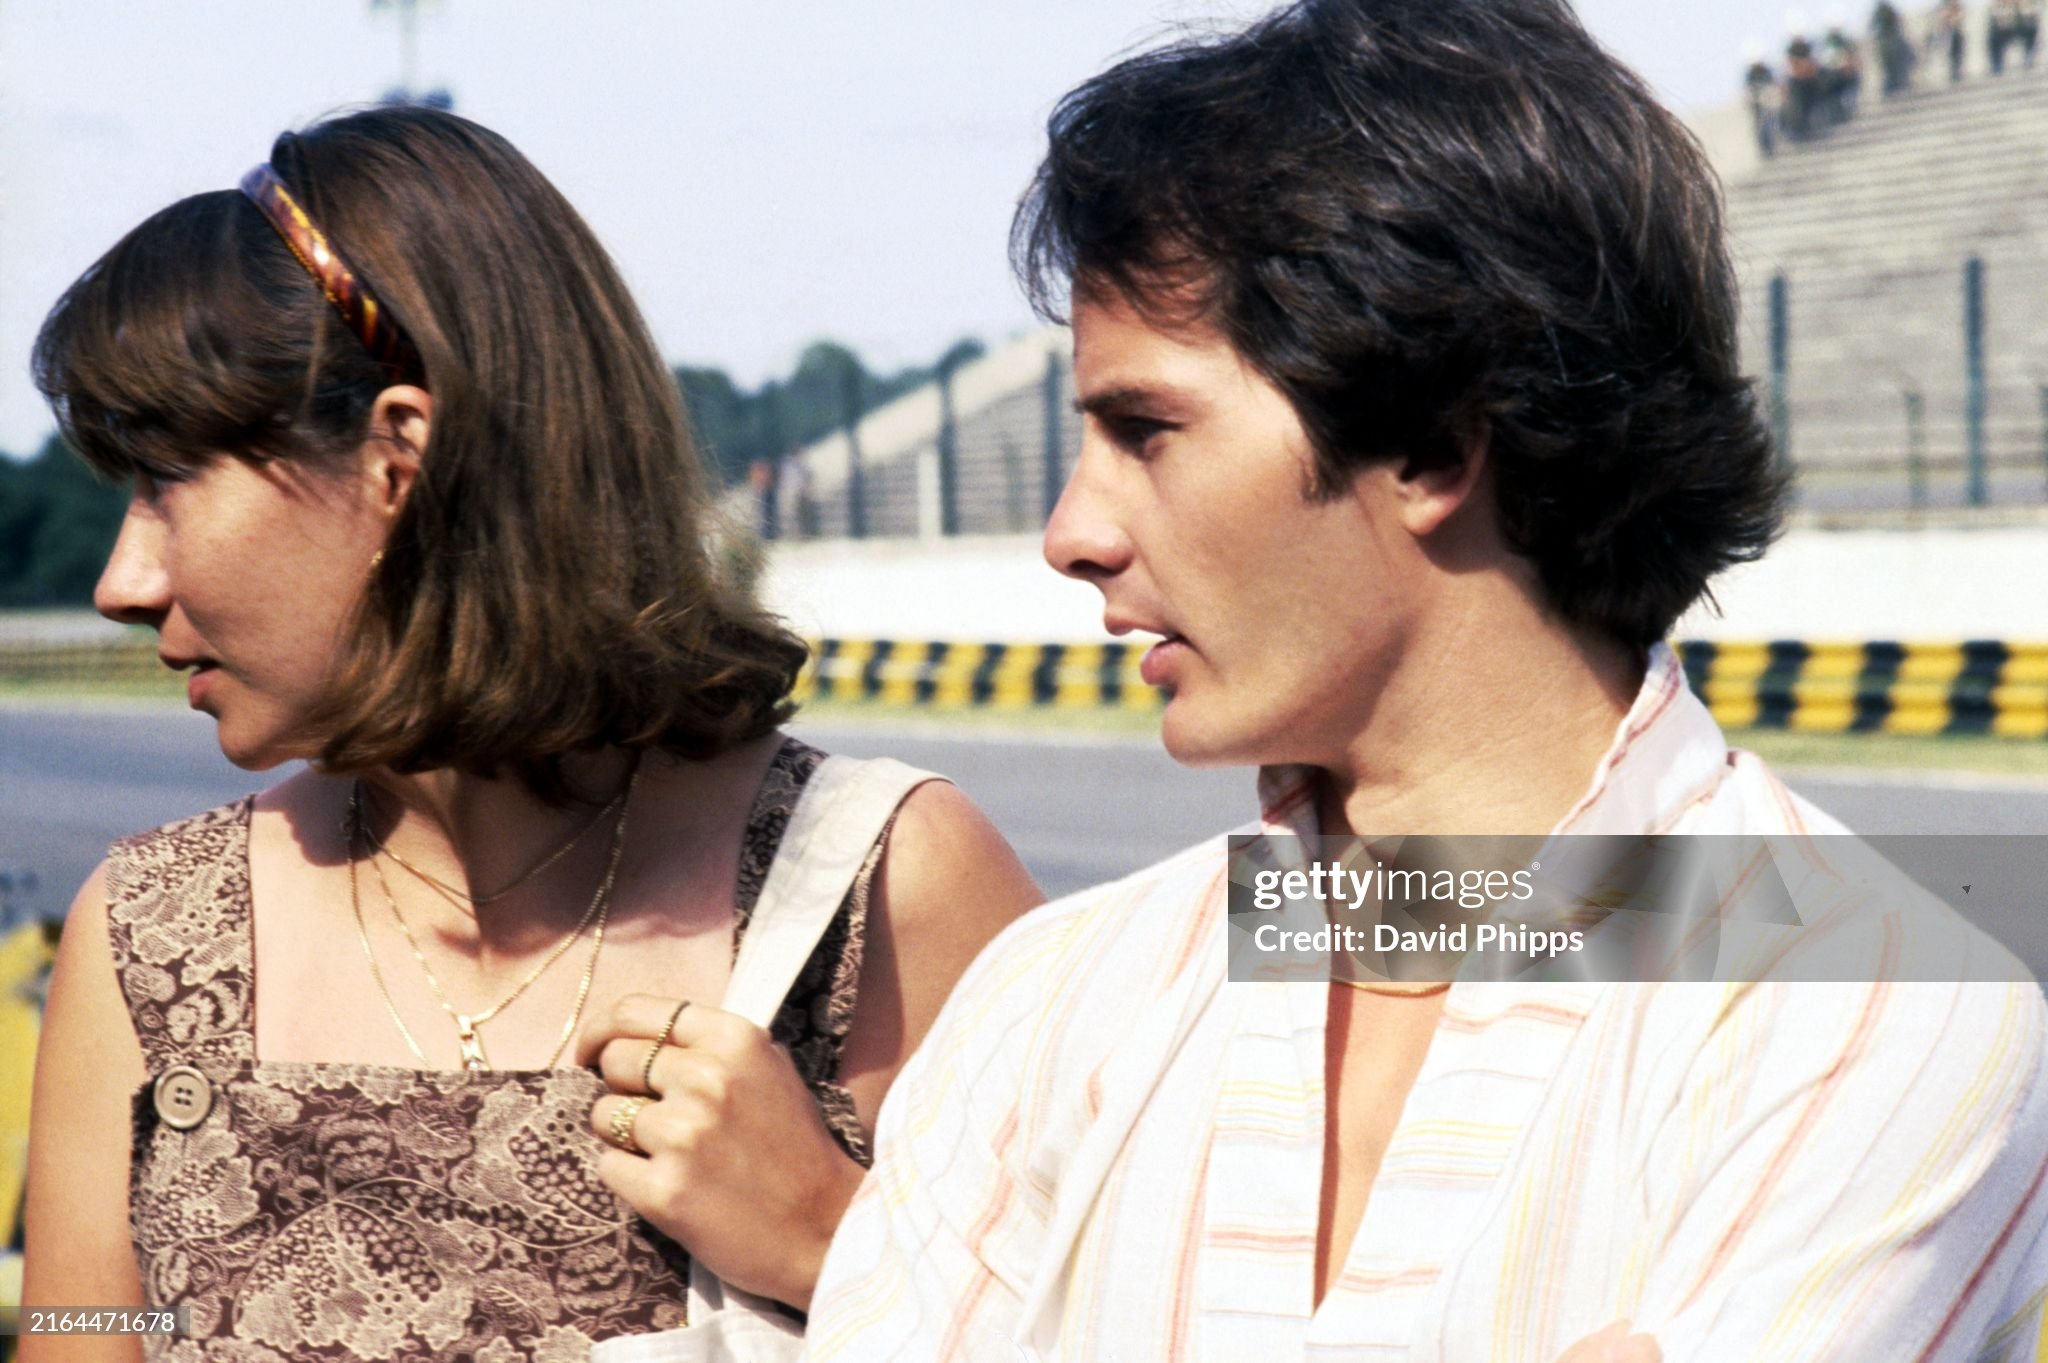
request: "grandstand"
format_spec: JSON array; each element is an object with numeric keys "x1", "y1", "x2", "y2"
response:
[
  {"x1": 1727, "y1": 62, "x2": 2048, "y2": 509},
  {"x1": 765, "y1": 51, "x2": 2048, "y2": 542},
  {"x1": 770, "y1": 329, "x2": 1079, "y2": 541}
]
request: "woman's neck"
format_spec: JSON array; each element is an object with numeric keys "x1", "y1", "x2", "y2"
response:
[{"x1": 346, "y1": 749, "x2": 639, "y2": 946}]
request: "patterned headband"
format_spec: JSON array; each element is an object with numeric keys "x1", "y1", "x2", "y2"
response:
[{"x1": 238, "y1": 163, "x2": 418, "y2": 382}]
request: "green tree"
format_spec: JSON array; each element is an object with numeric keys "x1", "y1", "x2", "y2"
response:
[
  {"x1": 674, "y1": 335, "x2": 986, "y2": 487},
  {"x1": 675, "y1": 365, "x2": 752, "y2": 485},
  {"x1": 0, "y1": 438, "x2": 126, "y2": 607}
]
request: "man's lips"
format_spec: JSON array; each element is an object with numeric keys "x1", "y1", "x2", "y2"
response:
[
  {"x1": 1139, "y1": 634, "x2": 1190, "y2": 689},
  {"x1": 1102, "y1": 616, "x2": 1188, "y2": 688}
]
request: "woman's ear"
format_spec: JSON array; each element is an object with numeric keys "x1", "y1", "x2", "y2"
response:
[{"x1": 365, "y1": 384, "x2": 433, "y2": 518}]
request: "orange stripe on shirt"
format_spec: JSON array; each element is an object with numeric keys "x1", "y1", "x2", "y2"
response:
[{"x1": 1676, "y1": 979, "x2": 1894, "y2": 1314}]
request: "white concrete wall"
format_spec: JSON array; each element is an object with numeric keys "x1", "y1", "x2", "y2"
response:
[
  {"x1": 758, "y1": 525, "x2": 2048, "y2": 644},
  {"x1": 1672, "y1": 524, "x2": 2048, "y2": 641},
  {"x1": 13, "y1": 523, "x2": 2041, "y2": 651},
  {"x1": 758, "y1": 534, "x2": 1114, "y2": 642}
]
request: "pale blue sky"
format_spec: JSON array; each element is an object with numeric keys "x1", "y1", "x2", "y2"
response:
[{"x1": 0, "y1": 0, "x2": 1815, "y2": 456}]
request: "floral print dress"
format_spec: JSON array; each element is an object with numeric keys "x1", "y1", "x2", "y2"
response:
[{"x1": 109, "y1": 738, "x2": 870, "y2": 1362}]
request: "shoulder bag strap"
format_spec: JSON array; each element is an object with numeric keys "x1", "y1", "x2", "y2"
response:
[{"x1": 721, "y1": 754, "x2": 942, "y2": 1030}]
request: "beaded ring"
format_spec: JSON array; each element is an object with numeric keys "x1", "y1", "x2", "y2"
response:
[{"x1": 609, "y1": 1095, "x2": 649, "y2": 1156}]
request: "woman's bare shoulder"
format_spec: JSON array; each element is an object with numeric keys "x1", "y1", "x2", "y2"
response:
[{"x1": 875, "y1": 779, "x2": 1042, "y2": 948}]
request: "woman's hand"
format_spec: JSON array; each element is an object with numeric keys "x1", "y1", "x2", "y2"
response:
[{"x1": 578, "y1": 993, "x2": 865, "y2": 1312}]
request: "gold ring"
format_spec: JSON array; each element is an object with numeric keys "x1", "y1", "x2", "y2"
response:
[
  {"x1": 642, "y1": 1000, "x2": 690, "y2": 1093},
  {"x1": 609, "y1": 1095, "x2": 648, "y2": 1155}
]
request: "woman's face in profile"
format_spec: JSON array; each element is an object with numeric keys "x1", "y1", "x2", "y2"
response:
[{"x1": 93, "y1": 448, "x2": 387, "y2": 769}]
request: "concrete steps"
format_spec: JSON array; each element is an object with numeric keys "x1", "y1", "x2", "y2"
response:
[{"x1": 1724, "y1": 63, "x2": 2048, "y2": 496}]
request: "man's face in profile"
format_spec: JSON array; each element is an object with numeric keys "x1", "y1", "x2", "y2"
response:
[{"x1": 1045, "y1": 289, "x2": 1444, "y2": 772}]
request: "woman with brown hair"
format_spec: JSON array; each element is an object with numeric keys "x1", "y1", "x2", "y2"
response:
[{"x1": 20, "y1": 105, "x2": 1040, "y2": 1361}]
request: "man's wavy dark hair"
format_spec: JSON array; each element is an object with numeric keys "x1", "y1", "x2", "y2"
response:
[{"x1": 1015, "y1": 0, "x2": 1786, "y2": 647}]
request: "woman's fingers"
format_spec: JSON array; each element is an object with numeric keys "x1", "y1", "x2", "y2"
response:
[
  {"x1": 572, "y1": 991, "x2": 738, "y2": 1069},
  {"x1": 597, "y1": 1035, "x2": 734, "y2": 1105},
  {"x1": 581, "y1": 1008, "x2": 859, "y2": 1310}
]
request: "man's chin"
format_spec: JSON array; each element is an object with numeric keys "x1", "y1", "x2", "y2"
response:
[{"x1": 1158, "y1": 697, "x2": 1261, "y2": 770}]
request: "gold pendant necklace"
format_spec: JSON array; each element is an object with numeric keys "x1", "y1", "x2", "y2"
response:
[
  {"x1": 347, "y1": 763, "x2": 637, "y2": 1070},
  {"x1": 359, "y1": 779, "x2": 626, "y2": 907},
  {"x1": 455, "y1": 1016, "x2": 490, "y2": 1070}
]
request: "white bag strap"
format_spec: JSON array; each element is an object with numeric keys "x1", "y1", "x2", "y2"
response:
[
  {"x1": 589, "y1": 752, "x2": 943, "y2": 1363},
  {"x1": 720, "y1": 753, "x2": 940, "y2": 1030}
]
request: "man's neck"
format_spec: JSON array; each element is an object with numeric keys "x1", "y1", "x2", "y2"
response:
[{"x1": 1312, "y1": 615, "x2": 1642, "y2": 839}]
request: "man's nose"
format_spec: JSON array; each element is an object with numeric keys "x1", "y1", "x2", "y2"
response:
[
  {"x1": 1043, "y1": 437, "x2": 1135, "y2": 584},
  {"x1": 93, "y1": 496, "x2": 172, "y2": 628}
]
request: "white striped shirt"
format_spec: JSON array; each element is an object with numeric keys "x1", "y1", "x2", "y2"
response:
[{"x1": 806, "y1": 645, "x2": 2048, "y2": 1361}]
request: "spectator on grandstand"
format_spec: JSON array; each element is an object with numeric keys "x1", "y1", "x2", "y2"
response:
[
  {"x1": 750, "y1": 454, "x2": 780, "y2": 540},
  {"x1": 1784, "y1": 14, "x2": 1824, "y2": 136},
  {"x1": 1872, "y1": 1, "x2": 1917, "y2": 93},
  {"x1": 775, "y1": 446, "x2": 819, "y2": 540},
  {"x1": 1743, "y1": 43, "x2": 1783, "y2": 156},
  {"x1": 1992, "y1": 0, "x2": 2024, "y2": 73},
  {"x1": 2007, "y1": 0, "x2": 2039, "y2": 66},
  {"x1": 1931, "y1": 0, "x2": 1967, "y2": 81},
  {"x1": 1822, "y1": 9, "x2": 1865, "y2": 120}
]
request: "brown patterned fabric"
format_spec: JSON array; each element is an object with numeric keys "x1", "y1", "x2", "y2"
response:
[{"x1": 107, "y1": 737, "x2": 871, "y2": 1361}]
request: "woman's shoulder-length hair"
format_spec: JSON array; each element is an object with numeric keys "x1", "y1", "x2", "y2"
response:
[{"x1": 34, "y1": 105, "x2": 806, "y2": 801}]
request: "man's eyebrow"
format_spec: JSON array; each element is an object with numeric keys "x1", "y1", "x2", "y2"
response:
[{"x1": 1074, "y1": 385, "x2": 1187, "y2": 418}]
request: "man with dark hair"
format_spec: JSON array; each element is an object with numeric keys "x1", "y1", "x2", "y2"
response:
[{"x1": 805, "y1": 2, "x2": 2048, "y2": 1359}]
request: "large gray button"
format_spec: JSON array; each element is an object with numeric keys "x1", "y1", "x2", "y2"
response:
[{"x1": 152, "y1": 1066, "x2": 213, "y2": 1130}]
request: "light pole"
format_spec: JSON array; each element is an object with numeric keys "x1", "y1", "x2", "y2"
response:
[{"x1": 371, "y1": 0, "x2": 453, "y2": 109}]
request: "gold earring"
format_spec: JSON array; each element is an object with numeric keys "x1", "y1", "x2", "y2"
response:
[{"x1": 369, "y1": 550, "x2": 386, "y2": 572}]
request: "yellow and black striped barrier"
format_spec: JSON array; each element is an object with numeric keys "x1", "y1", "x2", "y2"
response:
[
  {"x1": 9, "y1": 635, "x2": 2048, "y2": 737},
  {"x1": 794, "y1": 639, "x2": 1168, "y2": 712},
  {"x1": 0, "y1": 920, "x2": 57, "y2": 1336},
  {"x1": 0, "y1": 640, "x2": 168, "y2": 687},
  {"x1": 795, "y1": 638, "x2": 2048, "y2": 737},
  {"x1": 1675, "y1": 640, "x2": 2048, "y2": 738}
]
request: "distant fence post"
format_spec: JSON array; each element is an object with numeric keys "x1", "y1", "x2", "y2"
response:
[
  {"x1": 1001, "y1": 440, "x2": 1026, "y2": 532},
  {"x1": 2039, "y1": 384, "x2": 2048, "y2": 499},
  {"x1": 1042, "y1": 348, "x2": 1066, "y2": 523},
  {"x1": 1965, "y1": 255, "x2": 1987, "y2": 507},
  {"x1": 936, "y1": 356, "x2": 961, "y2": 536},
  {"x1": 1904, "y1": 388, "x2": 1927, "y2": 509},
  {"x1": 840, "y1": 363, "x2": 867, "y2": 539},
  {"x1": 1768, "y1": 272, "x2": 1791, "y2": 469}
]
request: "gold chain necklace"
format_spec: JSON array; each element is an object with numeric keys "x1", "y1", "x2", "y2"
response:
[
  {"x1": 1335, "y1": 979, "x2": 1453, "y2": 999},
  {"x1": 346, "y1": 765, "x2": 636, "y2": 1070},
  {"x1": 359, "y1": 780, "x2": 626, "y2": 906}
]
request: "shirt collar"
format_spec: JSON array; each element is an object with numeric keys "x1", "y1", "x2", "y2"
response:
[{"x1": 1252, "y1": 642, "x2": 1732, "y2": 841}]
